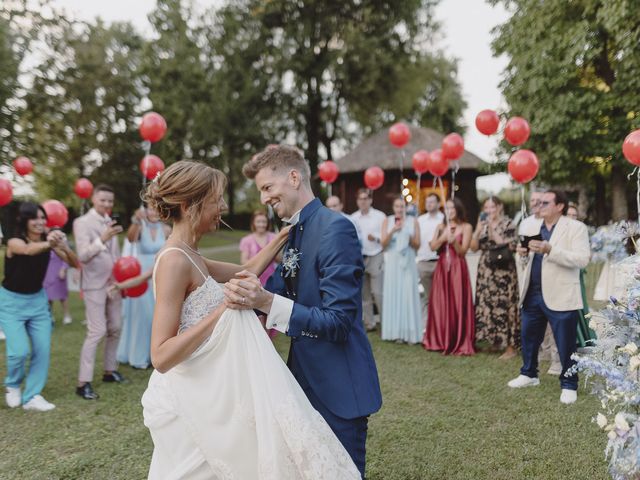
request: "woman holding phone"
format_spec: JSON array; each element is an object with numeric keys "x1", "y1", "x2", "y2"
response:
[
  {"x1": 380, "y1": 197, "x2": 422, "y2": 343},
  {"x1": 470, "y1": 196, "x2": 519, "y2": 359}
]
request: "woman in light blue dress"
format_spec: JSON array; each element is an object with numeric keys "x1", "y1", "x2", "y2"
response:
[
  {"x1": 381, "y1": 198, "x2": 422, "y2": 344},
  {"x1": 116, "y1": 207, "x2": 170, "y2": 368}
]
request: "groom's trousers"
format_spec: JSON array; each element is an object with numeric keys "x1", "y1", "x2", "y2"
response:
[{"x1": 303, "y1": 384, "x2": 368, "y2": 478}]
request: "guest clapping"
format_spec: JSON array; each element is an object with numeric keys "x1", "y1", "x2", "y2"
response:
[
  {"x1": 423, "y1": 198, "x2": 475, "y2": 355},
  {"x1": 470, "y1": 196, "x2": 519, "y2": 359},
  {"x1": 380, "y1": 198, "x2": 422, "y2": 344},
  {"x1": 0, "y1": 202, "x2": 78, "y2": 411}
]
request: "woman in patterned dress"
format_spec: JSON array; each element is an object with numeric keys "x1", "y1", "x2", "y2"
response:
[{"x1": 470, "y1": 196, "x2": 520, "y2": 359}]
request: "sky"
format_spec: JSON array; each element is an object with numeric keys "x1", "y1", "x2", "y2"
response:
[{"x1": 49, "y1": 0, "x2": 512, "y2": 193}]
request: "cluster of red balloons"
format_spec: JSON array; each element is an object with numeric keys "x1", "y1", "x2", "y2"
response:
[
  {"x1": 475, "y1": 110, "x2": 531, "y2": 146},
  {"x1": 318, "y1": 160, "x2": 339, "y2": 184},
  {"x1": 623, "y1": 129, "x2": 640, "y2": 166},
  {"x1": 140, "y1": 154, "x2": 166, "y2": 180},
  {"x1": 42, "y1": 200, "x2": 69, "y2": 228},
  {"x1": 113, "y1": 256, "x2": 147, "y2": 298}
]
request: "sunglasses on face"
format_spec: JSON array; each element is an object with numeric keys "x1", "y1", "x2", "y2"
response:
[{"x1": 540, "y1": 201, "x2": 553, "y2": 207}]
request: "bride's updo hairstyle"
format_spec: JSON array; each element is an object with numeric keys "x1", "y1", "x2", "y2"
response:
[{"x1": 143, "y1": 160, "x2": 227, "y2": 229}]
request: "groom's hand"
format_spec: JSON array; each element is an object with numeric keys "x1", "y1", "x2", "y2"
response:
[{"x1": 224, "y1": 270, "x2": 274, "y2": 313}]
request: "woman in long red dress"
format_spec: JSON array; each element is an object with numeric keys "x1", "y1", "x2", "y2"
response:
[{"x1": 423, "y1": 198, "x2": 476, "y2": 355}]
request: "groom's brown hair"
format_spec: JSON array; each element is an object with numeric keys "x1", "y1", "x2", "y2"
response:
[{"x1": 242, "y1": 145, "x2": 311, "y2": 183}]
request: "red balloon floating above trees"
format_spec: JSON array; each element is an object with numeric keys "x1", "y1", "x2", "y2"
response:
[
  {"x1": 139, "y1": 112, "x2": 167, "y2": 143},
  {"x1": 504, "y1": 117, "x2": 531, "y2": 146},
  {"x1": 427, "y1": 149, "x2": 449, "y2": 177},
  {"x1": 388, "y1": 123, "x2": 411, "y2": 148},
  {"x1": 412, "y1": 150, "x2": 430, "y2": 175},
  {"x1": 74, "y1": 178, "x2": 94, "y2": 199},
  {"x1": 13, "y1": 156, "x2": 33, "y2": 176},
  {"x1": 113, "y1": 256, "x2": 142, "y2": 282},
  {"x1": 508, "y1": 149, "x2": 539, "y2": 184},
  {"x1": 318, "y1": 160, "x2": 339, "y2": 184},
  {"x1": 364, "y1": 166, "x2": 385, "y2": 190},
  {"x1": 0, "y1": 179, "x2": 12, "y2": 206},
  {"x1": 623, "y1": 129, "x2": 640, "y2": 166},
  {"x1": 442, "y1": 133, "x2": 464, "y2": 160},
  {"x1": 140, "y1": 155, "x2": 165, "y2": 180},
  {"x1": 475, "y1": 109, "x2": 500, "y2": 136},
  {"x1": 42, "y1": 200, "x2": 69, "y2": 228},
  {"x1": 124, "y1": 282, "x2": 148, "y2": 298}
]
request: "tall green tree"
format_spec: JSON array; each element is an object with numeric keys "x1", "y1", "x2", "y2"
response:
[{"x1": 490, "y1": 0, "x2": 640, "y2": 221}]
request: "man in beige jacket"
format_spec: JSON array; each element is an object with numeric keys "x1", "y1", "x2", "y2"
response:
[
  {"x1": 73, "y1": 184, "x2": 125, "y2": 400},
  {"x1": 507, "y1": 189, "x2": 590, "y2": 405}
]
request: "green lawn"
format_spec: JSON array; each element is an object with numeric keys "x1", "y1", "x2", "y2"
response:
[{"x1": 0, "y1": 254, "x2": 610, "y2": 479}]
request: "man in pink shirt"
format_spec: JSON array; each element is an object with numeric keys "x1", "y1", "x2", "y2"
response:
[{"x1": 73, "y1": 184, "x2": 125, "y2": 400}]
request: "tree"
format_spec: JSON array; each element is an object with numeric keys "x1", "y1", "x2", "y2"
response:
[{"x1": 490, "y1": 0, "x2": 640, "y2": 221}]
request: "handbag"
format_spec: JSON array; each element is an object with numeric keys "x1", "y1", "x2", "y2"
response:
[{"x1": 487, "y1": 243, "x2": 513, "y2": 269}]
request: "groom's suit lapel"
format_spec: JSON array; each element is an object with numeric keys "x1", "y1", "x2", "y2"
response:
[{"x1": 282, "y1": 198, "x2": 322, "y2": 300}]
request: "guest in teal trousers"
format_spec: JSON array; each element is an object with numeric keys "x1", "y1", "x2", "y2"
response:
[{"x1": 0, "y1": 202, "x2": 78, "y2": 411}]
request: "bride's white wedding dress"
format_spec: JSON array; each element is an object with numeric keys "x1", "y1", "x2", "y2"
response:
[{"x1": 141, "y1": 248, "x2": 360, "y2": 480}]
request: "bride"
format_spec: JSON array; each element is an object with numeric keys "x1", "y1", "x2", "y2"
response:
[{"x1": 141, "y1": 160, "x2": 360, "y2": 479}]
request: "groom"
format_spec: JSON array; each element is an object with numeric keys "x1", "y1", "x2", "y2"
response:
[{"x1": 225, "y1": 145, "x2": 382, "y2": 477}]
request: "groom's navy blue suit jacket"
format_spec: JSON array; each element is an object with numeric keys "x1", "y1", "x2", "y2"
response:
[{"x1": 266, "y1": 198, "x2": 382, "y2": 420}]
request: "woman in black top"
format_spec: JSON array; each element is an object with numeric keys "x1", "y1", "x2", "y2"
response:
[{"x1": 1, "y1": 202, "x2": 78, "y2": 412}]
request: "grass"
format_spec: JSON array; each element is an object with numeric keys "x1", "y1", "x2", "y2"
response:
[{"x1": 0, "y1": 247, "x2": 610, "y2": 479}]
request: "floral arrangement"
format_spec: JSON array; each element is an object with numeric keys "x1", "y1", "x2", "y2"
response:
[
  {"x1": 590, "y1": 221, "x2": 638, "y2": 263},
  {"x1": 572, "y1": 254, "x2": 640, "y2": 479}
]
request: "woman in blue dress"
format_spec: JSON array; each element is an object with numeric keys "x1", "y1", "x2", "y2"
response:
[
  {"x1": 380, "y1": 197, "x2": 422, "y2": 344},
  {"x1": 116, "y1": 206, "x2": 170, "y2": 369}
]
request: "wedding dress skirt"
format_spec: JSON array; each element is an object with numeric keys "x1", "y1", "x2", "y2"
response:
[{"x1": 141, "y1": 293, "x2": 360, "y2": 479}]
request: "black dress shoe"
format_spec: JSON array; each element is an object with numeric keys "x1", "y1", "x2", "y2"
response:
[
  {"x1": 76, "y1": 382, "x2": 99, "y2": 400},
  {"x1": 102, "y1": 371, "x2": 128, "y2": 383}
]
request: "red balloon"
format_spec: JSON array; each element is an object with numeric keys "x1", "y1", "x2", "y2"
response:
[
  {"x1": 427, "y1": 149, "x2": 449, "y2": 177},
  {"x1": 42, "y1": 200, "x2": 69, "y2": 228},
  {"x1": 389, "y1": 123, "x2": 411, "y2": 148},
  {"x1": 475, "y1": 109, "x2": 500, "y2": 135},
  {"x1": 140, "y1": 155, "x2": 165, "y2": 180},
  {"x1": 623, "y1": 129, "x2": 640, "y2": 166},
  {"x1": 442, "y1": 133, "x2": 464, "y2": 160},
  {"x1": 139, "y1": 112, "x2": 167, "y2": 143},
  {"x1": 318, "y1": 160, "x2": 339, "y2": 184},
  {"x1": 364, "y1": 166, "x2": 385, "y2": 190},
  {"x1": 13, "y1": 156, "x2": 33, "y2": 176},
  {"x1": 74, "y1": 178, "x2": 93, "y2": 199},
  {"x1": 504, "y1": 117, "x2": 530, "y2": 146},
  {"x1": 124, "y1": 281, "x2": 148, "y2": 298},
  {"x1": 113, "y1": 256, "x2": 142, "y2": 282},
  {"x1": 0, "y1": 179, "x2": 12, "y2": 206},
  {"x1": 508, "y1": 149, "x2": 539, "y2": 184},
  {"x1": 412, "y1": 150, "x2": 430, "y2": 175}
]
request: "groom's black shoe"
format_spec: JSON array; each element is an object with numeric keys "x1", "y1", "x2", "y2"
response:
[
  {"x1": 102, "y1": 371, "x2": 128, "y2": 384},
  {"x1": 76, "y1": 382, "x2": 99, "y2": 400}
]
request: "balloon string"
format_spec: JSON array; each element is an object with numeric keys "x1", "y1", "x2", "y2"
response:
[
  {"x1": 400, "y1": 149, "x2": 405, "y2": 197},
  {"x1": 416, "y1": 173, "x2": 421, "y2": 214},
  {"x1": 437, "y1": 175, "x2": 451, "y2": 271},
  {"x1": 141, "y1": 140, "x2": 151, "y2": 207},
  {"x1": 521, "y1": 185, "x2": 527, "y2": 221}
]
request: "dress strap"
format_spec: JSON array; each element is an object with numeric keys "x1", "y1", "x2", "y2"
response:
[{"x1": 152, "y1": 247, "x2": 208, "y2": 298}]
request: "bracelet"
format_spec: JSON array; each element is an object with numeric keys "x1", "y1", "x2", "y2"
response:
[{"x1": 131, "y1": 217, "x2": 141, "y2": 225}]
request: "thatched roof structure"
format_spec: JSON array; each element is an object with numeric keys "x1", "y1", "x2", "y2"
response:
[{"x1": 335, "y1": 125, "x2": 485, "y2": 173}]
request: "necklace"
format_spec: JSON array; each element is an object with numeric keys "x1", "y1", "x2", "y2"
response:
[{"x1": 179, "y1": 240, "x2": 202, "y2": 257}]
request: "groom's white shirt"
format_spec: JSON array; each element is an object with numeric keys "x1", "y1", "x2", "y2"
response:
[{"x1": 266, "y1": 209, "x2": 301, "y2": 333}]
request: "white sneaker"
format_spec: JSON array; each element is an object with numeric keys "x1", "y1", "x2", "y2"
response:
[
  {"x1": 63, "y1": 315, "x2": 72, "y2": 325},
  {"x1": 5, "y1": 387, "x2": 21, "y2": 408},
  {"x1": 22, "y1": 395, "x2": 56, "y2": 412},
  {"x1": 507, "y1": 375, "x2": 540, "y2": 388},
  {"x1": 560, "y1": 389, "x2": 577, "y2": 404},
  {"x1": 547, "y1": 363, "x2": 562, "y2": 375}
]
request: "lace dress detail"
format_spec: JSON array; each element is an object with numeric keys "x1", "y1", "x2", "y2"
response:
[{"x1": 178, "y1": 277, "x2": 225, "y2": 335}]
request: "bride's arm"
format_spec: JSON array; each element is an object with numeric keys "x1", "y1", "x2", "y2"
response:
[
  {"x1": 151, "y1": 252, "x2": 227, "y2": 373},
  {"x1": 202, "y1": 227, "x2": 290, "y2": 283}
]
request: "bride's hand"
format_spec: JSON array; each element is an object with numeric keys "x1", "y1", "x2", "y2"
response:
[{"x1": 224, "y1": 270, "x2": 274, "y2": 312}]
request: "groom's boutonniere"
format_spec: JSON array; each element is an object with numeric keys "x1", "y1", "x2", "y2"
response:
[{"x1": 282, "y1": 247, "x2": 302, "y2": 278}]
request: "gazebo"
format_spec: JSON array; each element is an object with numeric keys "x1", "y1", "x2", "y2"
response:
[{"x1": 333, "y1": 125, "x2": 486, "y2": 222}]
